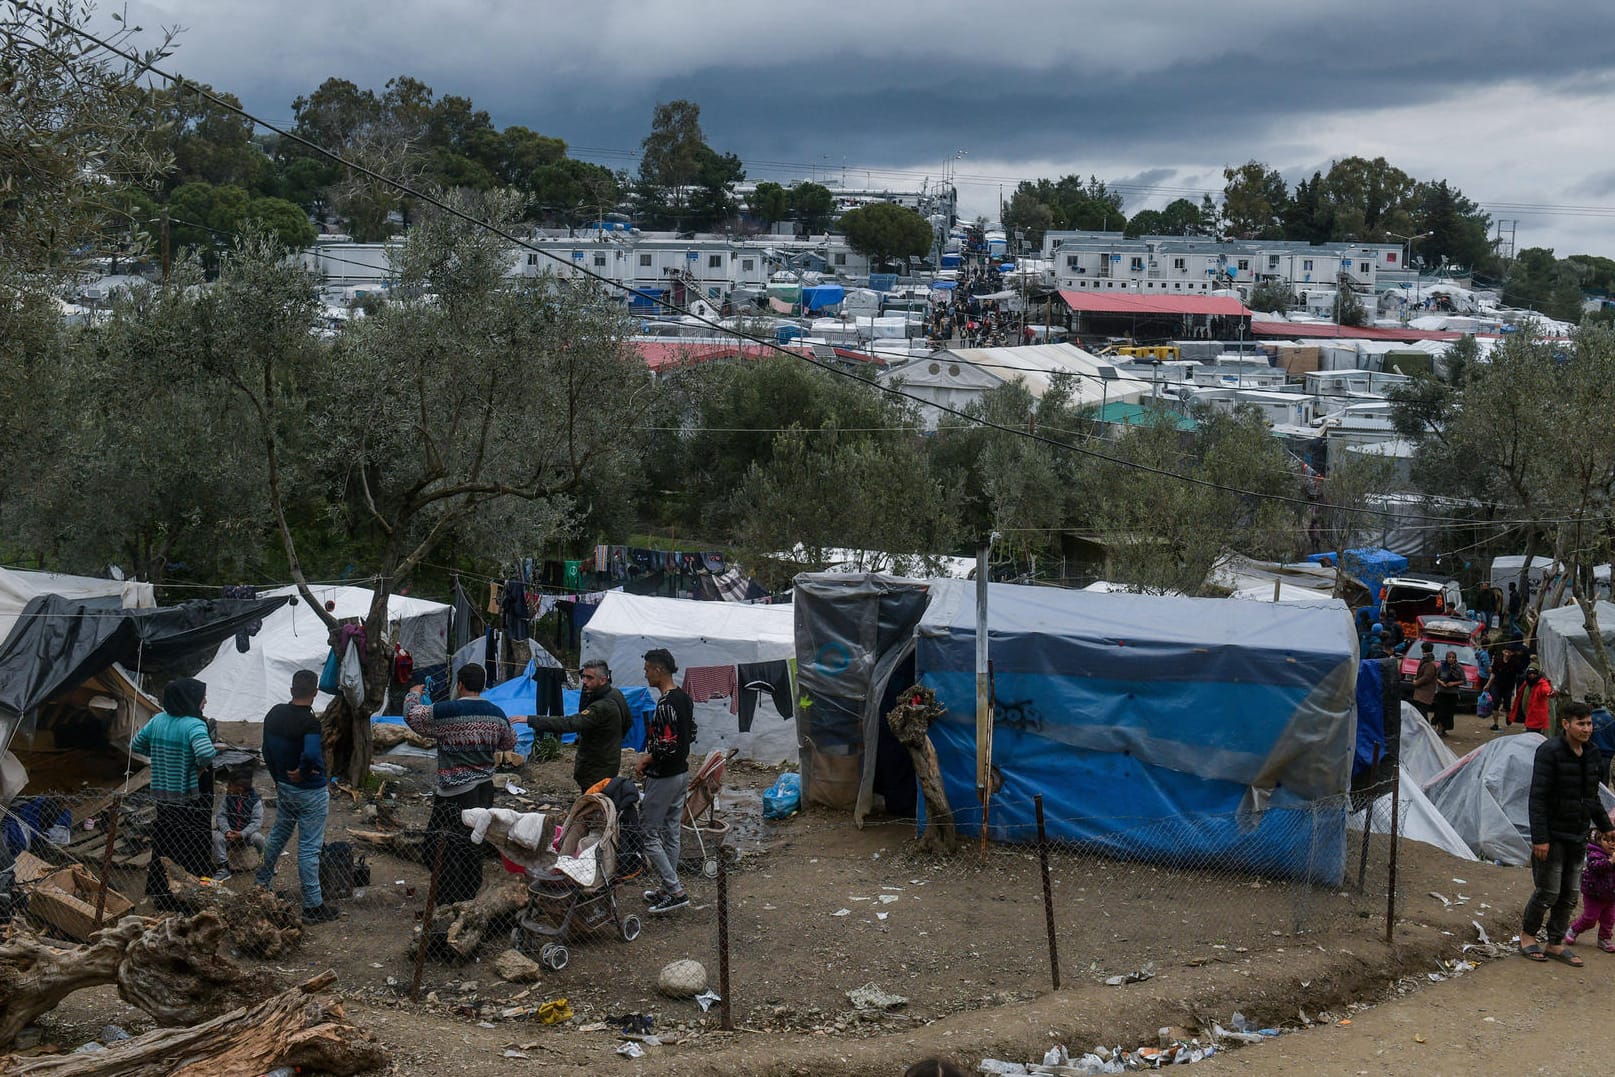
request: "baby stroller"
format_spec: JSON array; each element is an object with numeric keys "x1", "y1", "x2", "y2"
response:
[
  {"x1": 680, "y1": 749, "x2": 737, "y2": 879},
  {"x1": 512, "y1": 790, "x2": 641, "y2": 971}
]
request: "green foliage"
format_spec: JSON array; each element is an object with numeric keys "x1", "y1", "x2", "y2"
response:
[
  {"x1": 1005, "y1": 175, "x2": 1125, "y2": 234},
  {"x1": 635, "y1": 100, "x2": 743, "y2": 230},
  {"x1": 1334, "y1": 287, "x2": 1368, "y2": 327},
  {"x1": 149, "y1": 84, "x2": 264, "y2": 192},
  {"x1": 838, "y1": 202, "x2": 935, "y2": 268},
  {"x1": 1004, "y1": 188, "x2": 1056, "y2": 247},
  {"x1": 1504, "y1": 248, "x2": 1588, "y2": 323},
  {"x1": 749, "y1": 181, "x2": 788, "y2": 224},
  {"x1": 789, "y1": 182, "x2": 836, "y2": 232},
  {"x1": 1247, "y1": 278, "x2": 1296, "y2": 314},
  {"x1": 1221, "y1": 161, "x2": 1289, "y2": 239}
]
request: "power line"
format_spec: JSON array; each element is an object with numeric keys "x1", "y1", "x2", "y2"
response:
[{"x1": 9, "y1": 4, "x2": 1586, "y2": 532}]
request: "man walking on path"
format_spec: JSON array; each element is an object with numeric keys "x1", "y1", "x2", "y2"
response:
[
  {"x1": 405, "y1": 662, "x2": 515, "y2": 904},
  {"x1": 1520, "y1": 701, "x2": 1615, "y2": 966},
  {"x1": 638, "y1": 648, "x2": 695, "y2": 914},
  {"x1": 256, "y1": 670, "x2": 338, "y2": 924}
]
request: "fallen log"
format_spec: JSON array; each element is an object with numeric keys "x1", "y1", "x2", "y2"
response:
[
  {"x1": 429, "y1": 877, "x2": 530, "y2": 961},
  {"x1": 0, "y1": 912, "x2": 273, "y2": 1049},
  {"x1": 0, "y1": 971, "x2": 387, "y2": 1077},
  {"x1": 346, "y1": 828, "x2": 427, "y2": 865}
]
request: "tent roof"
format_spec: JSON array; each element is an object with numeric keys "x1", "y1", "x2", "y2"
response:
[
  {"x1": 0, "y1": 593, "x2": 290, "y2": 752},
  {"x1": 582, "y1": 592, "x2": 794, "y2": 658},
  {"x1": 1536, "y1": 600, "x2": 1615, "y2": 700},
  {"x1": 197, "y1": 584, "x2": 450, "y2": 725},
  {"x1": 0, "y1": 567, "x2": 155, "y2": 646}
]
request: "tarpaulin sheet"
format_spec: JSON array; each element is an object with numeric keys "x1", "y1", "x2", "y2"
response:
[
  {"x1": 1536, "y1": 600, "x2": 1615, "y2": 702},
  {"x1": 1354, "y1": 658, "x2": 1388, "y2": 779},
  {"x1": 1304, "y1": 547, "x2": 1407, "y2": 606},
  {"x1": 1422, "y1": 733, "x2": 1544, "y2": 865},
  {"x1": 0, "y1": 593, "x2": 290, "y2": 753},
  {"x1": 915, "y1": 580, "x2": 1358, "y2": 882},
  {"x1": 377, "y1": 671, "x2": 652, "y2": 756}
]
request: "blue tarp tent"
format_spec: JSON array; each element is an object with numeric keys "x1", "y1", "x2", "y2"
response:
[
  {"x1": 940, "y1": 254, "x2": 962, "y2": 269},
  {"x1": 1354, "y1": 659, "x2": 1388, "y2": 779},
  {"x1": 376, "y1": 661, "x2": 652, "y2": 758},
  {"x1": 1304, "y1": 548, "x2": 1407, "y2": 607},
  {"x1": 801, "y1": 284, "x2": 845, "y2": 312},
  {"x1": 916, "y1": 580, "x2": 1358, "y2": 883}
]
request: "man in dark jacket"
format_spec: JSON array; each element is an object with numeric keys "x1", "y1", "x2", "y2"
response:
[
  {"x1": 637, "y1": 647, "x2": 694, "y2": 914},
  {"x1": 1521, "y1": 701, "x2": 1615, "y2": 966},
  {"x1": 523, "y1": 660, "x2": 628, "y2": 792}
]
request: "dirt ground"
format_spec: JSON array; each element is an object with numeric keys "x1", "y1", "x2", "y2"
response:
[{"x1": 22, "y1": 710, "x2": 1561, "y2": 1075}]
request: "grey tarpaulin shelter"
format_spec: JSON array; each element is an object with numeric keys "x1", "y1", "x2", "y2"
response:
[
  {"x1": 1536, "y1": 600, "x2": 1615, "y2": 701},
  {"x1": 793, "y1": 573, "x2": 932, "y2": 822},
  {"x1": 0, "y1": 593, "x2": 290, "y2": 762}
]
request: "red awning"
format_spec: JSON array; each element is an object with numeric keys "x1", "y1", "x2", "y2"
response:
[{"x1": 1059, "y1": 291, "x2": 1251, "y2": 317}]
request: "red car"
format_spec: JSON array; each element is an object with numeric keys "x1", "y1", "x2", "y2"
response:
[{"x1": 1398, "y1": 616, "x2": 1485, "y2": 706}]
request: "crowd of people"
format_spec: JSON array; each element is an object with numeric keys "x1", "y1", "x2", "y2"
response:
[
  {"x1": 128, "y1": 647, "x2": 699, "y2": 926},
  {"x1": 925, "y1": 259, "x2": 1035, "y2": 349}
]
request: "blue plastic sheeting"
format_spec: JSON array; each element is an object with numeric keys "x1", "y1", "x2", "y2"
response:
[
  {"x1": 868, "y1": 273, "x2": 899, "y2": 293},
  {"x1": 915, "y1": 580, "x2": 1357, "y2": 883},
  {"x1": 776, "y1": 325, "x2": 805, "y2": 343},
  {"x1": 801, "y1": 284, "x2": 845, "y2": 311},
  {"x1": 1304, "y1": 548, "x2": 1408, "y2": 603},
  {"x1": 940, "y1": 254, "x2": 962, "y2": 268},
  {"x1": 1354, "y1": 659, "x2": 1388, "y2": 779},
  {"x1": 929, "y1": 280, "x2": 957, "y2": 290},
  {"x1": 374, "y1": 670, "x2": 652, "y2": 758},
  {"x1": 627, "y1": 288, "x2": 668, "y2": 312}
]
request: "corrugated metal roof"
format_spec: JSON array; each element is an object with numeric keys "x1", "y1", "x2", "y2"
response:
[{"x1": 1058, "y1": 291, "x2": 1251, "y2": 316}]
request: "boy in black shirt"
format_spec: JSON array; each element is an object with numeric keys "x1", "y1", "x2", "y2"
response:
[{"x1": 638, "y1": 648, "x2": 694, "y2": 913}]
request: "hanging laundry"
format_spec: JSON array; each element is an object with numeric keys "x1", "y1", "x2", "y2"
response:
[
  {"x1": 502, "y1": 578, "x2": 530, "y2": 641},
  {"x1": 593, "y1": 545, "x2": 610, "y2": 572},
  {"x1": 702, "y1": 552, "x2": 726, "y2": 573},
  {"x1": 339, "y1": 622, "x2": 368, "y2": 664},
  {"x1": 487, "y1": 580, "x2": 501, "y2": 616},
  {"x1": 392, "y1": 644, "x2": 414, "y2": 685},
  {"x1": 563, "y1": 560, "x2": 582, "y2": 591},
  {"x1": 736, "y1": 660, "x2": 793, "y2": 732},
  {"x1": 451, "y1": 579, "x2": 474, "y2": 652},
  {"x1": 663, "y1": 550, "x2": 680, "y2": 573},
  {"x1": 533, "y1": 666, "x2": 566, "y2": 717},
  {"x1": 629, "y1": 547, "x2": 658, "y2": 570},
  {"x1": 682, "y1": 665, "x2": 739, "y2": 715},
  {"x1": 222, "y1": 585, "x2": 263, "y2": 652}
]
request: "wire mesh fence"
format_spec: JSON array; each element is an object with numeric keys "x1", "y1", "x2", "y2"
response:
[{"x1": 2, "y1": 769, "x2": 1427, "y2": 1037}]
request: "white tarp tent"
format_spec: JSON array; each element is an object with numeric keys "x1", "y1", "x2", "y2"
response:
[
  {"x1": 581, "y1": 592, "x2": 796, "y2": 762},
  {"x1": 196, "y1": 584, "x2": 450, "y2": 725},
  {"x1": 0, "y1": 568, "x2": 155, "y2": 646},
  {"x1": 1347, "y1": 705, "x2": 1471, "y2": 861},
  {"x1": 1536, "y1": 601, "x2": 1615, "y2": 702},
  {"x1": 1423, "y1": 734, "x2": 1543, "y2": 865}
]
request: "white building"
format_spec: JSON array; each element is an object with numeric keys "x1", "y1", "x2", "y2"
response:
[
  {"x1": 1042, "y1": 231, "x2": 1400, "y2": 295},
  {"x1": 881, "y1": 343, "x2": 1150, "y2": 428}
]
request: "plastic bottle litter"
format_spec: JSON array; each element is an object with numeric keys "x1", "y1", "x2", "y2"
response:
[{"x1": 100, "y1": 1025, "x2": 130, "y2": 1042}]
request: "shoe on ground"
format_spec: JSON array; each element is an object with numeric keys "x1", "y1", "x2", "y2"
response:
[
  {"x1": 1565, "y1": 930, "x2": 1578, "y2": 946},
  {"x1": 647, "y1": 890, "x2": 689, "y2": 915},
  {"x1": 1600, "y1": 939, "x2": 1615, "y2": 953},
  {"x1": 643, "y1": 887, "x2": 666, "y2": 904},
  {"x1": 211, "y1": 865, "x2": 232, "y2": 882},
  {"x1": 301, "y1": 903, "x2": 340, "y2": 924}
]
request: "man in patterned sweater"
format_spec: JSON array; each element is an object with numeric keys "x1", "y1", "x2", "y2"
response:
[{"x1": 405, "y1": 663, "x2": 515, "y2": 902}]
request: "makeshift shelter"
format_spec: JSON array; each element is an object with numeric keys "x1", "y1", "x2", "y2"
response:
[
  {"x1": 580, "y1": 592, "x2": 796, "y2": 761},
  {"x1": 0, "y1": 567, "x2": 155, "y2": 646},
  {"x1": 479, "y1": 660, "x2": 653, "y2": 756},
  {"x1": 196, "y1": 585, "x2": 450, "y2": 725},
  {"x1": 1535, "y1": 601, "x2": 1615, "y2": 702},
  {"x1": 1303, "y1": 547, "x2": 1408, "y2": 608},
  {"x1": 0, "y1": 593, "x2": 287, "y2": 821},
  {"x1": 793, "y1": 574, "x2": 933, "y2": 818},
  {"x1": 1422, "y1": 734, "x2": 1546, "y2": 865},
  {"x1": 915, "y1": 580, "x2": 1358, "y2": 883},
  {"x1": 1348, "y1": 765, "x2": 1477, "y2": 862}
]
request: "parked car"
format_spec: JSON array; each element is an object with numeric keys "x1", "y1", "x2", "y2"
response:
[
  {"x1": 1399, "y1": 615, "x2": 1485, "y2": 707},
  {"x1": 1379, "y1": 574, "x2": 1464, "y2": 640}
]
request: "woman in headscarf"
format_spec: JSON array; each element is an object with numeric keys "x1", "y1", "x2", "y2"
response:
[{"x1": 130, "y1": 678, "x2": 218, "y2": 897}]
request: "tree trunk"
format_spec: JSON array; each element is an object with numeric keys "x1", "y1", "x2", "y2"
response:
[
  {"x1": 430, "y1": 877, "x2": 530, "y2": 962},
  {"x1": 1574, "y1": 585, "x2": 1615, "y2": 702},
  {"x1": 885, "y1": 685, "x2": 958, "y2": 855},
  {"x1": 0, "y1": 971, "x2": 386, "y2": 1077},
  {"x1": 0, "y1": 912, "x2": 270, "y2": 1049},
  {"x1": 157, "y1": 860, "x2": 305, "y2": 959}
]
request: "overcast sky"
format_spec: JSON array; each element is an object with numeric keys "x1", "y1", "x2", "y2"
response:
[{"x1": 121, "y1": 0, "x2": 1615, "y2": 259}]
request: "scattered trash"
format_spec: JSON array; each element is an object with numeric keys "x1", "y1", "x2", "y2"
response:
[
  {"x1": 616, "y1": 1042, "x2": 644, "y2": 1059},
  {"x1": 503, "y1": 1049, "x2": 530, "y2": 1059},
  {"x1": 831, "y1": 908, "x2": 850, "y2": 917},
  {"x1": 762, "y1": 772, "x2": 801, "y2": 819},
  {"x1": 1428, "y1": 891, "x2": 1452, "y2": 908},
  {"x1": 693, "y1": 989, "x2": 722, "y2": 1012},
  {"x1": 984, "y1": 1036, "x2": 1218, "y2": 1074},
  {"x1": 878, "y1": 894, "x2": 900, "y2": 904},
  {"x1": 99, "y1": 1025, "x2": 130, "y2": 1043},
  {"x1": 369, "y1": 762, "x2": 407, "y2": 776},
  {"x1": 1103, "y1": 962, "x2": 1155, "y2": 987},
  {"x1": 537, "y1": 998, "x2": 573, "y2": 1025},
  {"x1": 847, "y1": 982, "x2": 908, "y2": 1011},
  {"x1": 876, "y1": 912, "x2": 889, "y2": 921},
  {"x1": 1473, "y1": 920, "x2": 1491, "y2": 945},
  {"x1": 1414, "y1": 1035, "x2": 1426, "y2": 1043}
]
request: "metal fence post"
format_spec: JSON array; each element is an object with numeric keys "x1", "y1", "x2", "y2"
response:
[
  {"x1": 91, "y1": 794, "x2": 123, "y2": 933},
  {"x1": 1355, "y1": 744, "x2": 1381, "y2": 893},
  {"x1": 1034, "y1": 794, "x2": 1060, "y2": 990},
  {"x1": 1384, "y1": 761, "x2": 1401, "y2": 946},
  {"x1": 410, "y1": 836, "x2": 447, "y2": 1001},
  {"x1": 716, "y1": 850, "x2": 733, "y2": 1031}
]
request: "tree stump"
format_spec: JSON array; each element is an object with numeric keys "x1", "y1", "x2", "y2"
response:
[
  {"x1": 0, "y1": 971, "x2": 386, "y2": 1076},
  {"x1": 157, "y1": 861, "x2": 303, "y2": 958},
  {"x1": 885, "y1": 684, "x2": 958, "y2": 854},
  {"x1": 429, "y1": 877, "x2": 530, "y2": 962}
]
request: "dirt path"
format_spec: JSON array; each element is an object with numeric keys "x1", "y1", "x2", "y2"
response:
[{"x1": 1196, "y1": 950, "x2": 1608, "y2": 1076}]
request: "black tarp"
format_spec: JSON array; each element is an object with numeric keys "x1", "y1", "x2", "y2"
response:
[{"x1": 0, "y1": 594, "x2": 292, "y2": 729}]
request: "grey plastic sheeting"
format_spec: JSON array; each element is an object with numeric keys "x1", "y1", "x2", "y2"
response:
[
  {"x1": 793, "y1": 573, "x2": 932, "y2": 821},
  {"x1": 1536, "y1": 600, "x2": 1615, "y2": 702},
  {"x1": 916, "y1": 579, "x2": 1360, "y2": 806},
  {"x1": 1423, "y1": 733, "x2": 1545, "y2": 865}
]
